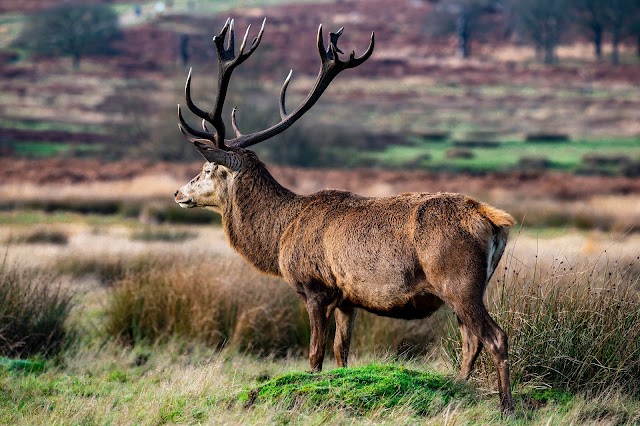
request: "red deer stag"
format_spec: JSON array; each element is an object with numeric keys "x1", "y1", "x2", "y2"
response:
[{"x1": 174, "y1": 18, "x2": 515, "y2": 414}]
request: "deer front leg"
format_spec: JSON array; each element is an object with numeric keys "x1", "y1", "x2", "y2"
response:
[
  {"x1": 334, "y1": 304, "x2": 357, "y2": 368},
  {"x1": 306, "y1": 297, "x2": 334, "y2": 372}
]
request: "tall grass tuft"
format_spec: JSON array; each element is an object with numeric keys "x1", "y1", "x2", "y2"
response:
[
  {"x1": 0, "y1": 257, "x2": 74, "y2": 358},
  {"x1": 443, "y1": 249, "x2": 640, "y2": 396},
  {"x1": 105, "y1": 255, "x2": 310, "y2": 355},
  {"x1": 104, "y1": 254, "x2": 442, "y2": 357}
]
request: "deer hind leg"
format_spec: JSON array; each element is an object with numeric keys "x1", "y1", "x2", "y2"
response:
[
  {"x1": 456, "y1": 316, "x2": 483, "y2": 380},
  {"x1": 305, "y1": 297, "x2": 335, "y2": 372},
  {"x1": 333, "y1": 304, "x2": 357, "y2": 368},
  {"x1": 454, "y1": 303, "x2": 514, "y2": 415}
]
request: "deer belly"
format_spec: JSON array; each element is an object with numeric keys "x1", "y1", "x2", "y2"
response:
[{"x1": 343, "y1": 281, "x2": 445, "y2": 320}]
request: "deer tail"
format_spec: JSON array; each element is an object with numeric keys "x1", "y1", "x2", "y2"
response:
[{"x1": 477, "y1": 203, "x2": 516, "y2": 228}]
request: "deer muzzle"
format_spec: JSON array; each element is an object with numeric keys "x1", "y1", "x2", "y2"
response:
[{"x1": 174, "y1": 189, "x2": 196, "y2": 208}]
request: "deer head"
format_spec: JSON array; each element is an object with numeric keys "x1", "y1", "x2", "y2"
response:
[{"x1": 174, "y1": 18, "x2": 374, "y2": 210}]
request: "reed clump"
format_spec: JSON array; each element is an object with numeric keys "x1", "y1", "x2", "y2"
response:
[
  {"x1": 0, "y1": 258, "x2": 74, "y2": 358},
  {"x1": 443, "y1": 250, "x2": 640, "y2": 396}
]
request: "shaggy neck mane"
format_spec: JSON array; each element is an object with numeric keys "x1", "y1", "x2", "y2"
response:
[{"x1": 223, "y1": 159, "x2": 302, "y2": 276}]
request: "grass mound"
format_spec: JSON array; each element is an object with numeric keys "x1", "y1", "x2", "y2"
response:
[{"x1": 239, "y1": 364, "x2": 468, "y2": 416}]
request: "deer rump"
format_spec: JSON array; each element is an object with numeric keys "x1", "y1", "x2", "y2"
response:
[{"x1": 279, "y1": 191, "x2": 512, "y2": 320}]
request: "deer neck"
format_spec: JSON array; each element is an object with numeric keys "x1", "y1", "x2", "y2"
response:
[{"x1": 222, "y1": 164, "x2": 301, "y2": 276}]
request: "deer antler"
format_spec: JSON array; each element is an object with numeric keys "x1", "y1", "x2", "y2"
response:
[
  {"x1": 178, "y1": 18, "x2": 374, "y2": 164},
  {"x1": 179, "y1": 18, "x2": 265, "y2": 149},
  {"x1": 228, "y1": 24, "x2": 374, "y2": 148}
]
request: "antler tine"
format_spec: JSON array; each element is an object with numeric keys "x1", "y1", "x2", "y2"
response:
[
  {"x1": 184, "y1": 68, "x2": 209, "y2": 124},
  {"x1": 316, "y1": 24, "x2": 326, "y2": 61},
  {"x1": 279, "y1": 69, "x2": 293, "y2": 119},
  {"x1": 227, "y1": 26, "x2": 375, "y2": 148},
  {"x1": 246, "y1": 18, "x2": 266, "y2": 56},
  {"x1": 345, "y1": 31, "x2": 375, "y2": 68},
  {"x1": 201, "y1": 119, "x2": 210, "y2": 133},
  {"x1": 237, "y1": 24, "x2": 251, "y2": 57},
  {"x1": 212, "y1": 17, "x2": 231, "y2": 48},
  {"x1": 227, "y1": 19, "x2": 235, "y2": 53},
  {"x1": 177, "y1": 104, "x2": 217, "y2": 143},
  {"x1": 231, "y1": 107, "x2": 242, "y2": 137}
]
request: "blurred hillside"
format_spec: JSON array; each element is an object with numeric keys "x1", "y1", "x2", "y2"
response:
[{"x1": 0, "y1": 0, "x2": 639, "y2": 175}]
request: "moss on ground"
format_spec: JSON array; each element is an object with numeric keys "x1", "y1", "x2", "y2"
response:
[{"x1": 239, "y1": 363, "x2": 470, "y2": 416}]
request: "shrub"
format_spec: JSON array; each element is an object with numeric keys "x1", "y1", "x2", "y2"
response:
[
  {"x1": 580, "y1": 154, "x2": 632, "y2": 176},
  {"x1": 518, "y1": 156, "x2": 551, "y2": 171},
  {"x1": 0, "y1": 260, "x2": 74, "y2": 358},
  {"x1": 412, "y1": 131, "x2": 450, "y2": 142},
  {"x1": 582, "y1": 153, "x2": 631, "y2": 167},
  {"x1": 452, "y1": 140, "x2": 500, "y2": 148},
  {"x1": 442, "y1": 251, "x2": 640, "y2": 396},
  {"x1": 525, "y1": 133, "x2": 570, "y2": 142},
  {"x1": 9, "y1": 228, "x2": 69, "y2": 245},
  {"x1": 445, "y1": 148, "x2": 475, "y2": 159}
]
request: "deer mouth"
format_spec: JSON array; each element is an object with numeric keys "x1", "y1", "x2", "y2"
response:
[{"x1": 176, "y1": 198, "x2": 196, "y2": 208}]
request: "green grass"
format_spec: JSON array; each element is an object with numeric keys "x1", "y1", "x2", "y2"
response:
[
  {"x1": 0, "y1": 118, "x2": 110, "y2": 134},
  {"x1": 11, "y1": 142, "x2": 103, "y2": 157},
  {"x1": 0, "y1": 357, "x2": 46, "y2": 374},
  {"x1": 366, "y1": 137, "x2": 640, "y2": 173},
  {"x1": 1, "y1": 349, "x2": 633, "y2": 425},
  {"x1": 240, "y1": 364, "x2": 468, "y2": 416}
]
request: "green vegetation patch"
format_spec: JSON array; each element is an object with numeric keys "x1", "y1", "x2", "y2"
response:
[
  {"x1": 239, "y1": 364, "x2": 469, "y2": 416},
  {"x1": 365, "y1": 137, "x2": 640, "y2": 174},
  {"x1": 0, "y1": 357, "x2": 46, "y2": 374},
  {"x1": 10, "y1": 142, "x2": 103, "y2": 158}
]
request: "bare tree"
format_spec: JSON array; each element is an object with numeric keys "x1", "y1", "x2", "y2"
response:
[
  {"x1": 604, "y1": 0, "x2": 640, "y2": 64},
  {"x1": 12, "y1": 3, "x2": 121, "y2": 69},
  {"x1": 426, "y1": 0, "x2": 502, "y2": 58},
  {"x1": 512, "y1": 0, "x2": 569, "y2": 64},
  {"x1": 572, "y1": 0, "x2": 607, "y2": 60}
]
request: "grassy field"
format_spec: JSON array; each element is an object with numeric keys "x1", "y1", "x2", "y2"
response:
[
  {"x1": 1, "y1": 1, "x2": 640, "y2": 423},
  {"x1": 1, "y1": 212, "x2": 639, "y2": 424},
  {"x1": 362, "y1": 137, "x2": 640, "y2": 173}
]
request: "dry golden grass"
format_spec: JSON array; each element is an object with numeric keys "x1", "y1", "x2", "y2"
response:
[
  {"x1": 2, "y1": 217, "x2": 640, "y2": 423},
  {"x1": 103, "y1": 252, "x2": 444, "y2": 358}
]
